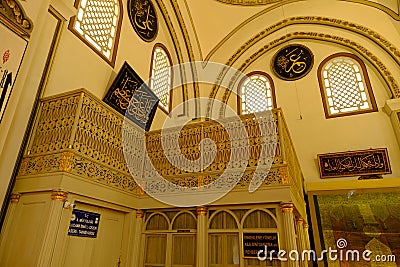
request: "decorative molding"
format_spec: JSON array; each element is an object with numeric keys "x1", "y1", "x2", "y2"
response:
[
  {"x1": 51, "y1": 190, "x2": 68, "y2": 201},
  {"x1": 170, "y1": 0, "x2": 199, "y2": 101},
  {"x1": 206, "y1": 3, "x2": 398, "y2": 62},
  {"x1": 341, "y1": 0, "x2": 400, "y2": 20},
  {"x1": 214, "y1": 0, "x2": 282, "y2": 5},
  {"x1": 205, "y1": 0, "x2": 303, "y2": 61},
  {"x1": 317, "y1": 148, "x2": 391, "y2": 179},
  {"x1": 59, "y1": 152, "x2": 74, "y2": 172},
  {"x1": 10, "y1": 193, "x2": 20, "y2": 203},
  {"x1": 153, "y1": 0, "x2": 188, "y2": 114},
  {"x1": 280, "y1": 203, "x2": 294, "y2": 213},
  {"x1": 182, "y1": 0, "x2": 203, "y2": 60},
  {"x1": 303, "y1": 223, "x2": 309, "y2": 230},
  {"x1": 196, "y1": 206, "x2": 208, "y2": 216},
  {"x1": 207, "y1": 16, "x2": 400, "y2": 116},
  {"x1": 0, "y1": 0, "x2": 33, "y2": 35}
]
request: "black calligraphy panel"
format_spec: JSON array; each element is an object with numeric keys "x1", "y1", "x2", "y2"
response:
[
  {"x1": 318, "y1": 148, "x2": 391, "y2": 178},
  {"x1": 103, "y1": 62, "x2": 159, "y2": 131},
  {"x1": 128, "y1": 0, "x2": 158, "y2": 42},
  {"x1": 272, "y1": 44, "x2": 313, "y2": 81}
]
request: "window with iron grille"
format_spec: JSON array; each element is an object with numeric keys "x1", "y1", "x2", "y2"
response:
[
  {"x1": 318, "y1": 53, "x2": 377, "y2": 118},
  {"x1": 239, "y1": 72, "x2": 276, "y2": 115},
  {"x1": 69, "y1": 0, "x2": 122, "y2": 66},
  {"x1": 150, "y1": 44, "x2": 172, "y2": 113}
]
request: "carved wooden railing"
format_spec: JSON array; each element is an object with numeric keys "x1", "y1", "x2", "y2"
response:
[{"x1": 19, "y1": 89, "x2": 304, "y2": 203}]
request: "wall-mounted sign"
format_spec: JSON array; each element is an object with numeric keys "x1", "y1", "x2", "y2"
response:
[
  {"x1": 103, "y1": 62, "x2": 159, "y2": 131},
  {"x1": 68, "y1": 209, "x2": 101, "y2": 238},
  {"x1": 128, "y1": 0, "x2": 158, "y2": 42},
  {"x1": 0, "y1": 22, "x2": 28, "y2": 123},
  {"x1": 317, "y1": 148, "x2": 391, "y2": 179},
  {"x1": 272, "y1": 44, "x2": 313, "y2": 81},
  {"x1": 243, "y1": 232, "x2": 279, "y2": 258}
]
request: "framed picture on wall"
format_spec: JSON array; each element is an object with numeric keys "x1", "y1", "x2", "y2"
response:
[{"x1": 0, "y1": 22, "x2": 28, "y2": 123}]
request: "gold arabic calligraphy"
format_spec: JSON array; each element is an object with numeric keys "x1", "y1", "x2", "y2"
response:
[
  {"x1": 131, "y1": 0, "x2": 157, "y2": 40},
  {"x1": 323, "y1": 154, "x2": 385, "y2": 173},
  {"x1": 277, "y1": 48, "x2": 308, "y2": 74},
  {"x1": 273, "y1": 45, "x2": 313, "y2": 80},
  {"x1": 112, "y1": 75, "x2": 138, "y2": 110}
]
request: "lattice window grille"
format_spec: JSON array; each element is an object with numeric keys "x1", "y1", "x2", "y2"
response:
[
  {"x1": 150, "y1": 47, "x2": 172, "y2": 111},
  {"x1": 241, "y1": 74, "x2": 273, "y2": 114},
  {"x1": 322, "y1": 57, "x2": 371, "y2": 115},
  {"x1": 73, "y1": 0, "x2": 119, "y2": 60}
]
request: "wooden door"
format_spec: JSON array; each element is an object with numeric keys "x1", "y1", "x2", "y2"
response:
[{"x1": 62, "y1": 203, "x2": 125, "y2": 267}]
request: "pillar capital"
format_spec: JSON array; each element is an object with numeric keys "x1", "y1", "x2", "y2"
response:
[
  {"x1": 51, "y1": 190, "x2": 68, "y2": 201},
  {"x1": 303, "y1": 223, "x2": 309, "y2": 230},
  {"x1": 136, "y1": 209, "x2": 144, "y2": 218},
  {"x1": 296, "y1": 217, "x2": 304, "y2": 224},
  {"x1": 280, "y1": 203, "x2": 294, "y2": 213},
  {"x1": 10, "y1": 193, "x2": 21, "y2": 203},
  {"x1": 197, "y1": 206, "x2": 208, "y2": 216}
]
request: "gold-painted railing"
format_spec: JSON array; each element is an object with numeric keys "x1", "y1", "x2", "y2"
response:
[{"x1": 19, "y1": 89, "x2": 304, "y2": 201}]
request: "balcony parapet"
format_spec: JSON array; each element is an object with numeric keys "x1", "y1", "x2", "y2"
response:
[{"x1": 18, "y1": 89, "x2": 304, "y2": 204}]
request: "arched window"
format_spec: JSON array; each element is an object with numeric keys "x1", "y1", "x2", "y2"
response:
[
  {"x1": 239, "y1": 72, "x2": 276, "y2": 115},
  {"x1": 150, "y1": 44, "x2": 173, "y2": 113},
  {"x1": 69, "y1": 0, "x2": 122, "y2": 66},
  {"x1": 318, "y1": 53, "x2": 377, "y2": 118}
]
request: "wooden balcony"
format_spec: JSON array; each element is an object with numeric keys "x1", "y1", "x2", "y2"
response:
[{"x1": 17, "y1": 89, "x2": 305, "y2": 214}]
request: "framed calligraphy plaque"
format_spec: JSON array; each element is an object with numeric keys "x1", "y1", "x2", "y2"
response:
[
  {"x1": 317, "y1": 148, "x2": 391, "y2": 179},
  {"x1": 272, "y1": 44, "x2": 313, "y2": 81},
  {"x1": 103, "y1": 62, "x2": 159, "y2": 131},
  {"x1": 242, "y1": 232, "x2": 279, "y2": 259},
  {"x1": 128, "y1": 0, "x2": 158, "y2": 42},
  {"x1": 0, "y1": 22, "x2": 28, "y2": 123}
]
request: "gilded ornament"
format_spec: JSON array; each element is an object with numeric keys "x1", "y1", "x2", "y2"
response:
[
  {"x1": 51, "y1": 190, "x2": 68, "y2": 201},
  {"x1": 280, "y1": 203, "x2": 294, "y2": 213},
  {"x1": 136, "y1": 209, "x2": 145, "y2": 218},
  {"x1": 10, "y1": 193, "x2": 20, "y2": 203},
  {"x1": 196, "y1": 206, "x2": 208, "y2": 216}
]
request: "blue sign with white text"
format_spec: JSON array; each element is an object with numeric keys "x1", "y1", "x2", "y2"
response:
[{"x1": 68, "y1": 209, "x2": 100, "y2": 238}]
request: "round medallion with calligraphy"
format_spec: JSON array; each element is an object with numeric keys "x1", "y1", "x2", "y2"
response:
[
  {"x1": 128, "y1": 0, "x2": 158, "y2": 42},
  {"x1": 271, "y1": 44, "x2": 314, "y2": 81}
]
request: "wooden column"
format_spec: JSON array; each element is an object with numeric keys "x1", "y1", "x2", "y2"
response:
[
  {"x1": 280, "y1": 203, "x2": 298, "y2": 267},
  {"x1": 37, "y1": 190, "x2": 68, "y2": 267},
  {"x1": 197, "y1": 206, "x2": 208, "y2": 267},
  {"x1": 132, "y1": 209, "x2": 144, "y2": 267},
  {"x1": 296, "y1": 218, "x2": 308, "y2": 267}
]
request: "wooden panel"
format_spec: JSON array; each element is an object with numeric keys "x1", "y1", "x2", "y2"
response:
[{"x1": 1, "y1": 196, "x2": 50, "y2": 266}]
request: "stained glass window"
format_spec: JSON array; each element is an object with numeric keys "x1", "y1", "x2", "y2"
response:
[
  {"x1": 69, "y1": 0, "x2": 122, "y2": 65},
  {"x1": 318, "y1": 53, "x2": 377, "y2": 118},
  {"x1": 239, "y1": 72, "x2": 276, "y2": 115},
  {"x1": 150, "y1": 45, "x2": 172, "y2": 112}
]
